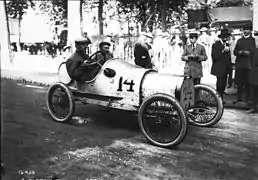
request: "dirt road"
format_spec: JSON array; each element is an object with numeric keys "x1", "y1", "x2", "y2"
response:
[{"x1": 1, "y1": 79, "x2": 258, "y2": 180}]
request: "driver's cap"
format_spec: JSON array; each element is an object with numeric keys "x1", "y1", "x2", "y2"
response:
[{"x1": 75, "y1": 37, "x2": 92, "y2": 45}]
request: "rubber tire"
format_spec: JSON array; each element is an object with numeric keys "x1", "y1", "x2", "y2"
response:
[
  {"x1": 189, "y1": 84, "x2": 224, "y2": 127},
  {"x1": 138, "y1": 93, "x2": 188, "y2": 148},
  {"x1": 46, "y1": 83, "x2": 75, "y2": 122}
]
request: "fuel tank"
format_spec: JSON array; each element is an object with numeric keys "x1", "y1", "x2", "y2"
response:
[{"x1": 141, "y1": 71, "x2": 185, "y2": 102}]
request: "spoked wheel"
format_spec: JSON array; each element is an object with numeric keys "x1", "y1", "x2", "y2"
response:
[
  {"x1": 187, "y1": 84, "x2": 224, "y2": 127},
  {"x1": 138, "y1": 93, "x2": 188, "y2": 148},
  {"x1": 46, "y1": 83, "x2": 75, "y2": 122}
]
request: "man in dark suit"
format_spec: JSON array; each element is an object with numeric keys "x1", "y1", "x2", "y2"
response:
[
  {"x1": 211, "y1": 29, "x2": 232, "y2": 100},
  {"x1": 66, "y1": 37, "x2": 92, "y2": 82},
  {"x1": 246, "y1": 41, "x2": 258, "y2": 113},
  {"x1": 182, "y1": 31, "x2": 207, "y2": 85},
  {"x1": 134, "y1": 32, "x2": 153, "y2": 69},
  {"x1": 233, "y1": 26, "x2": 256, "y2": 104}
]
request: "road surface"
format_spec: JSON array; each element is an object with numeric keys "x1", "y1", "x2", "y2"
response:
[{"x1": 1, "y1": 79, "x2": 258, "y2": 180}]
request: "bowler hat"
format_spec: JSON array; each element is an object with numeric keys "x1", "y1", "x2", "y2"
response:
[
  {"x1": 243, "y1": 26, "x2": 252, "y2": 31},
  {"x1": 218, "y1": 29, "x2": 231, "y2": 38}
]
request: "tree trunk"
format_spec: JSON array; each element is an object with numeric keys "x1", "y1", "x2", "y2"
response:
[
  {"x1": 161, "y1": 0, "x2": 168, "y2": 32},
  {"x1": 79, "y1": 0, "x2": 84, "y2": 36},
  {"x1": 98, "y1": 0, "x2": 104, "y2": 35},
  {"x1": 0, "y1": 0, "x2": 13, "y2": 66},
  {"x1": 17, "y1": 16, "x2": 21, "y2": 52},
  {"x1": 67, "y1": 0, "x2": 82, "y2": 51}
]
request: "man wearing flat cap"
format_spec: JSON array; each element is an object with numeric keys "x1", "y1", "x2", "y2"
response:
[
  {"x1": 66, "y1": 37, "x2": 92, "y2": 82},
  {"x1": 182, "y1": 31, "x2": 207, "y2": 85},
  {"x1": 88, "y1": 40, "x2": 114, "y2": 65},
  {"x1": 211, "y1": 29, "x2": 232, "y2": 101},
  {"x1": 233, "y1": 26, "x2": 256, "y2": 106}
]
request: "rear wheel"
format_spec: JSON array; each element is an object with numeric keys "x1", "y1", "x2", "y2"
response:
[
  {"x1": 138, "y1": 93, "x2": 188, "y2": 148},
  {"x1": 46, "y1": 83, "x2": 75, "y2": 122},
  {"x1": 187, "y1": 84, "x2": 224, "y2": 127}
]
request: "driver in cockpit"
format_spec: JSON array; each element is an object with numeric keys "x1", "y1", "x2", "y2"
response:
[{"x1": 66, "y1": 37, "x2": 92, "y2": 82}]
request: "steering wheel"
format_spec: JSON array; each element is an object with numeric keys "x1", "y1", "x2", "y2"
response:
[{"x1": 84, "y1": 50, "x2": 106, "y2": 68}]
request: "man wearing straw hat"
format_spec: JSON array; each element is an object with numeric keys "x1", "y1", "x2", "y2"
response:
[
  {"x1": 211, "y1": 28, "x2": 232, "y2": 101},
  {"x1": 182, "y1": 30, "x2": 207, "y2": 85}
]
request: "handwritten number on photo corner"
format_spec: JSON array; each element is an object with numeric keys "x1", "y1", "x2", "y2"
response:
[{"x1": 117, "y1": 77, "x2": 135, "y2": 92}]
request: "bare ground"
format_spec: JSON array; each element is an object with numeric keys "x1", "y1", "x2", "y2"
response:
[{"x1": 1, "y1": 79, "x2": 258, "y2": 180}]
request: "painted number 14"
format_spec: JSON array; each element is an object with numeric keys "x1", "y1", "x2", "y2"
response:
[{"x1": 117, "y1": 77, "x2": 135, "y2": 92}]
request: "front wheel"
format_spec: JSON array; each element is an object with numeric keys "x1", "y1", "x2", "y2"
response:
[
  {"x1": 46, "y1": 83, "x2": 75, "y2": 122},
  {"x1": 138, "y1": 93, "x2": 188, "y2": 148},
  {"x1": 187, "y1": 84, "x2": 224, "y2": 127}
]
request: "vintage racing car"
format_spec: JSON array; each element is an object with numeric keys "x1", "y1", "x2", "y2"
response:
[{"x1": 46, "y1": 51, "x2": 224, "y2": 148}]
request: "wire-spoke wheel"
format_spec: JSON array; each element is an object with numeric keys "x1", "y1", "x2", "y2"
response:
[
  {"x1": 46, "y1": 83, "x2": 75, "y2": 122},
  {"x1": 138, "y1": 93, "x2": 188, "y2": 148},
  {"x1": 187, "y1": 84, "x2": 224, "y2": 127}
]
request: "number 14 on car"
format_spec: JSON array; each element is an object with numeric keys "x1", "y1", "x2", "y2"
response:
[{"x1": 117, "y1": 77, "x2": 135, "y2": 92}]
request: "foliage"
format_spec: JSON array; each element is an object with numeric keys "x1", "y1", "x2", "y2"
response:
[
  {"x1": 38, "y1": 0, "x2": 68, "y2": 27},
  {"x1": 6, "y1": 0, "x2": 35, "y2": 19},
  {"x1": 215, "y1": 0, "x2": 252, "y2": 7},
  {"x1": 116, "y1": 0, "x2": 189, "y2": 31}
]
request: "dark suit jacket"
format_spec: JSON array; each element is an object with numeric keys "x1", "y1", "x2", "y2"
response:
[
  {"x1": 134, "y1": 42, "x2": 152, "y2": 68},
  {"x1": 182, "y1": 43, "x2": 207, "y2": 78},
  {"x1": 211, "y1": 40, "x2": 232, "y2": 76},
  {"x1": 66, "y1": 50, "x2": 89, "y2": 81},
  {"x1": 233, "y1": 36, "x2": 256, "y2": 70}
]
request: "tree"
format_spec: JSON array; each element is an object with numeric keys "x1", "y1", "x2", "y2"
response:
[
  {"x1": 117, "y1": 0, "x2": 189, "y2": 32},
  {"x1": 1, "y1": 0, "x2": 13, "y2": 65},
  {"x1": 82, "y1": 0, "x2": 107, "y2": 35},
  {"x1": 6, "y1": 0, "x2": 35, "y2": 50},
  {"x1": 38, "y1": 0, "x2": 68, "y2": 31},
  {"x1": 98, "y1": 0, "x2": 104, "y2": 35},
  {"x1": 215, "y1": 0, "x2": 252, "y2": 7}
]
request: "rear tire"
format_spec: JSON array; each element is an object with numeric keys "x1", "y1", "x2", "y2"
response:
[
  {"x1": 138, "y1": 93, "x2": 188, "y2": 148},
  {"x1": 187, "y1": 84, "x2": 224, "y2": 127}
]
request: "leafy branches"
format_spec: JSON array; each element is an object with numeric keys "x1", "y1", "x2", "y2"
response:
[
  {"x1": 38, "y1": 0, "x2": 67, "y2": 27},
  {"x1": 215, "y1": 0, "x2": 252, "y2": 7},
  {"x1": 117, "y1": 0, "x2": 189, "y2": 32},
  {"x1": 6, "y1": 0, "x2": 35, "y2": 19}
]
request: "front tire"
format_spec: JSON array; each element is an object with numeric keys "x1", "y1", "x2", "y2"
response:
[
  {"x1": 46, "y1": 83, "x2": 75, "y2": 122},
  {"x1": 138, "y1": 93, "x2": 188, "y2": 148},
  {"x1": 187, "y1": 84, "x2": 224, "y2": 127}
]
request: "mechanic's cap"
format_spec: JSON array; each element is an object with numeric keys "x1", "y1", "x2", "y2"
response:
[
  {"x1": 75, "y1": 37, "x2": 91, "y2": 45},
  {"x1": 99, "y1": 41, "x2": 111, "y2": 48}
]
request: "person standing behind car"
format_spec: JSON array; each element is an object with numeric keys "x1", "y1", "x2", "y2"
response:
[
  {"x1": 181, "y1": 30, "x2": 207, "y2": 85},
  {"x1": 134, "y1": 32, "x2": 153, "y2": 69},
  {"x1": 211, "y1": 29, "x2": 232, "y2": 101},
  {"x1": 233, "y1": 26, "x2": 256, "y2": 104}
]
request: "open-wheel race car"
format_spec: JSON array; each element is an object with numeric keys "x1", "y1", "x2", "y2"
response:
[{"x1": 46, "y1": 52, "x2": 224, "y2": 148}]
